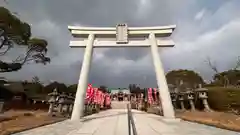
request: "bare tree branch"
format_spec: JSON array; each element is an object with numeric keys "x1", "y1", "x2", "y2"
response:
[
  {"x1": 233, "y1": 56, "x2": 240, "y2": 70},
  {"x1": 205, "y1": 57, "x2": 219, "y2": 73},
  {"x1": 205, "y1": 57, "x2": 237, "y2": 87}
]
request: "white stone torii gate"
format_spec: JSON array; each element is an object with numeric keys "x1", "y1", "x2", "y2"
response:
[{"x1": 68, "y1": 24, "x2": 176, "y2": 120}]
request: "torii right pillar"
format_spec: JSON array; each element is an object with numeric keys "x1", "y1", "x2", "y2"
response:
[{"x1": 149, "y1": 32, "x2": 175, "y2": 119}]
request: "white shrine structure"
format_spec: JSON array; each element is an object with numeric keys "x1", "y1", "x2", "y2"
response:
[{"x1": 68, "y1": 24, "x2": 176, "y2": 120}]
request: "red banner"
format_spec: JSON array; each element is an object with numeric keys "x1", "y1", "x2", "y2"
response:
[
  {"x1": 85, "y1": 84, "x2": 95, "y2": 104},
  {"x1": 84, "y1": 85, "x2": 112, "y2": 108},
  {"x1": 98, "y1": 91, "x2": 102, "y2": 105},
  {"x1": 85, "y1": 84, "x2": 91, "y2": 104},
  {"x1": 153, "y1": 88, "x2": 157, "y2": 103},
  {"x1": 148, "y1": 88, "x2": 153, "y2": 104},
  {"x1": 93, "y1": 88, "x2": 99, "y2": 104},
  {"x1": 101, "y1": 93, "x2": 105, "y2": 107}
]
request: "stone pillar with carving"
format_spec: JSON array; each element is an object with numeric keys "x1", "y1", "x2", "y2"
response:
[
  {"x1": 178, "y1": 92, "x2": 185, "y2": 110},
  {"x1": 196, "y1": 87, "x2": 211, "y2": 112},
  {"x1": 48, "y1": 89, "x2": 59, "y2": 115},
  {"x1": 186, "y1": 91, "x2": 195, "y2": 111}
]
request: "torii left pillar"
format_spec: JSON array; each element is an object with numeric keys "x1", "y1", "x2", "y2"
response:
[{"x1": 71, "y1": 34, "x2": 95, "y2": 120}]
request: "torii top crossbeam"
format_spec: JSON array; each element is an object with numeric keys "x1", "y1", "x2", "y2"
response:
[{"x1": 68, "y1": 24, "x2": 176, "y2": 48}]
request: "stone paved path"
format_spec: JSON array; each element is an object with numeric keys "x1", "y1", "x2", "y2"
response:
[
  {"x1": 111, "y1": 101, "x2": 129, "y2": 109},
  {"x1": 14, "y1": 109, "x2": 240, "y2": 135}
]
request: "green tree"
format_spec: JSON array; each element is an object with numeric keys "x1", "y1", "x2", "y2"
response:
[
  {"x1": 43, "y1": 81, "x2": 68, "y2": 94},
  {"x1": 129, "y1": 84, "x2": 141, "y2": 93},
  {"x1": 206, "y1": 56, "x2": 240, "y2": 87},
  {"x1": 23, "y1": 81, "x2": 44, "y2": 95},
  {"x1": 213, "y1": 70, "x2": 240, "y2": 86},
  {"x1": 0, "y1": 7, "x2": 50, "y2": 72},
  {"x1": 67, "y1": 84, "x2": 78, "y2": 94},
  {"x1": 32, "y1": 76, "x2": 40, "y2": 84},
  {"x1": 166, "y1": 69, "x2": 204, "y2": 88}
]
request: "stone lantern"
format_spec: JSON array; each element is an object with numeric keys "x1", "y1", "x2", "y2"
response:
[
  {"x1": 196, "y1": 86, "x2": 211, "y2": 112},
  {"x1": 178, "y1": 92, "x2": 185, "y2": 110},
  {"x1": 186, "y1": 91, "x2": 195, "y2": 111},
  {"x1": 65, "y1": 93, "x2": 74, "y2": 116},
  {"x1": 58, "y1": 92, "x2": 68, "y2": 113},
  {"x1": 170, "y1": 91, "x2": 177, "y2": 109},
  {"x1": 48, "y1": 89, "x2": 59, "y2": 115}
]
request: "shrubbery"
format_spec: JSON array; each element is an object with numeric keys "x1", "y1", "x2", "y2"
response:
[{"x1": 207, "y1": 87, "x2": 240, "y2": 113}]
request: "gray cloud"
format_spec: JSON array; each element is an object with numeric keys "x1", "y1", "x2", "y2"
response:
[
  {"x1": 1, "y1": 0, "x2": 240, "y2": 87},
  {"x1": 103, "y1": 48, "x2": 148, "y2": 61}
]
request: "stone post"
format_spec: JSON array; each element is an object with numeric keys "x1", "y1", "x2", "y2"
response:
[
  {"x1": 48, "y1": 89, "x2": 59, "y2": 115},
  {"x1": 149, "y1": 33, "x2": 175, "y2": 119},
  {"x1": 186, "y1": 91, "x2": 195, "y2": 111},
  {"x1": 178, "y1": 92, "x2": 185, "y2": 110}
]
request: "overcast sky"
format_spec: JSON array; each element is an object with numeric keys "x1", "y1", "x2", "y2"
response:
[{"x1": 1, "y1": 0, "x2": 240, "y2": 87}]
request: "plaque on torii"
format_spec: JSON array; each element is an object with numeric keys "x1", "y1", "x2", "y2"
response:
[
  {"x1": 68, "y1": 24, "x2": 177, "y2": 121},
  {"x1": 116, "y1": 23, "x2": 128, "y2": 44}
]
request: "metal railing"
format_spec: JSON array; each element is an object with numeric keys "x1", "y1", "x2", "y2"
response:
[{"x1": 127, "y1": 104, "x2": 137, "y2": 135}]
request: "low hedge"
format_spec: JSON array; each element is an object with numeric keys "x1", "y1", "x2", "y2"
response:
[{"x1": 207, "y1": 87, "x2": 240, "y2": 113}]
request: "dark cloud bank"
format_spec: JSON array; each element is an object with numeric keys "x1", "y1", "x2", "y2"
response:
[{"x1": 1, "y1": 0, "x2": 240, "y2": 87}]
